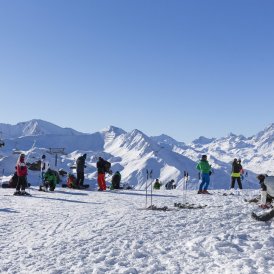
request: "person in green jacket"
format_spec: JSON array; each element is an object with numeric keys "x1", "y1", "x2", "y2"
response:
[
  {"x1": 153, "y1": 179, "x2": 162, "y2": 190},
  {"x1": 196, "y1": 155, "x2": 212, "y2": 194},
  {"x1": 39, "y1": 168, "x2": 57, "y2": 191}
]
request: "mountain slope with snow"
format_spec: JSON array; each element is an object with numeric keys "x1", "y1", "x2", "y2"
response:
[{"x1": 1, "y1": 120, "x2": 274, "y2": 190}]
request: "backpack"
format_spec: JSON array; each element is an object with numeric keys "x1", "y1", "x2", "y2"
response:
[
  {"x1": 103, "y1": 160, "x2": 111, "y2": 173},
  {"x1": 232, "y1": 163, "x2": 242, "y2": 173}
]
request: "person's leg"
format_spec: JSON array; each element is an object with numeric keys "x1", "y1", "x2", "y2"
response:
[
  {"x1": 203, "y1": 174, "x2": 210, "y2": 190},
  {"x1": 102, "y1": 174, "x2": 106, "y2": 190},
  {"x1": 237, "y1": 177, "x2": 243, "y2": 189},
  {"x1": 98, "y1": 173, "x2": 104, "y2": 190},
  {"x1": 230, "y1": 177, "x2": 236, "y2": 189}
]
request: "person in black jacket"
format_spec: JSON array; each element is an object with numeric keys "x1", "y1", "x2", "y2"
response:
[
  {"x1": 76, "y1": 154, "x2": 86, "y2": 187},
  {"x1": 230, "y1": 158, "x2": 243, "y2": 190},
  {"x1": 96, "y1": 157, "x2": 111, "y2": 191}
]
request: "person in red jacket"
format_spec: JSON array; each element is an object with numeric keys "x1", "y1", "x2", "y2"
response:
[{"x1": 14, "y1": 153, "x2": 29, "y2": 195}]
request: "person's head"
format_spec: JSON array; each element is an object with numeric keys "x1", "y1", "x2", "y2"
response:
[
  {"x1": 98, "y1": 157, "x2": 103, "y2": 161},
  {"x1": 83, "y1": 154, "x2": 87, "y2": 159},
  {"x1": 42, "y1": 155, "x2": 46, "y2": 159},
  {"x1": 20, "y1": 153, "x2": 25, "y2": 159},
  {"x1": 202, "y1": 155, "x2": 207, "y2": 160},
  {"x1": 257, "y1": 174, "x2": 266, "y2": 182},
  {"x1": 238, "y1": 158, "x2": 241, "y2": 163},
  {"x1": 233, "y1": 158, "x2": 237, "y2": 162}
]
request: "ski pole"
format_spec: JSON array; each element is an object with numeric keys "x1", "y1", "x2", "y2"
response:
[
  {"x1": 146, "y1": 169, "x2": 148, "y2": 208},
  {"x1": 150, "y1": 170, "x2": 153, "y2": 207},
  {"x1": 0, "y1": 168, "x2": 4, "y2": 186}
]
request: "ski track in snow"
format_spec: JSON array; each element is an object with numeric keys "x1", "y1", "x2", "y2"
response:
[{"x1": 0, "y1": 188, "x2": 274, "y2": 274}]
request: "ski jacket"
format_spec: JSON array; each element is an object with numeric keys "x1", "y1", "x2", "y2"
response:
[
  {"x1": 111, "y1": 172, "x2": 121, "y2": 184},
  {"x1": 44, "y1": 170, "x2": 57, "y2": 186},
  {"x1": 67, "y1": 174, "x2": 77, "y2": 188},
  {"x1": 76, "y1": 155, "x2": 86, "y2": 172},
  {"x1": 154, "y1": 180, "x2": 162, "y2": 190},
  {"x1": 97, "y1": 158, "x2": 111, "y2": 174},
  {"x1": 231, "y1": 161, "x2": 242, "y2": 177},
  {"x1": 196, "y1": 160, "x2": 211, "y2": 174},
  {"x1": 16, "y1": 158, "x2": 28, "y2": 177},
  {"x1": 41, "y1": 159, "x2": 50, "y2": 172}
]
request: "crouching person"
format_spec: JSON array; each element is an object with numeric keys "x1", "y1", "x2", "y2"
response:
[
  {"x1": 257, "y1": 174, "x2": 273, "y2": 208},
  {"x1": 66, "y1": 174, "x2": 78, "y2": 189},
  {"x1": 111, "y1": 171, "x2": 121, "y2": 190},
  {"x1": 40, "y1": 169, "x2": 57, "y2": 191},
  {"x1": 154, "y1": 179, "x2": 162, "y2": 190},
  {"x1": 251, "y1": 174, "x2": 274, "y2": 221},
  {"x1": 246, "y1": 174, "x2": 273, "y2": 208}
]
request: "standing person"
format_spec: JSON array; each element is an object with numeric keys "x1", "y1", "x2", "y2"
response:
[
  {"x1": 14, "y1": 153, "x2": 29, "y2": 195},
  {"x1": 111, "y1": 171, "x2": 121, "y2": 190},
  {"x1": 230, "y1": 158, "x2": 243, "y2": 191},
  {"x1": 76, "y1": 154, "x2": 86, "y2": 187},
  {"x1": 196, "y1": 155, "x2": 212, "y2": 194},
  {"x1": 96, "y1": 157, "x2": 111, "y2": 191},
  {"x1": 41, "y1": 154, "x2": 50, "y2": 183}
]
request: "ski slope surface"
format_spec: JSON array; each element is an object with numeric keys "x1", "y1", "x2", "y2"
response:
[{"x1": 0, "y1": 187, "x2": 273, "y2": 274}]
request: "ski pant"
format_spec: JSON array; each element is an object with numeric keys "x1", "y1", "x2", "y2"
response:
[
  {"x1": 230, "y1": 177, "x2": 242, "y2": 189},
  {"x1": 98, "y1": 173, "x2": 106, "y2": 190},
  {"x1": 199, "y1": 173, "x2": 210, "y2": 191},
  {"x1": 76, "y1": 171, "x2": 84, "y2": 186},
  {"x1": 16, "y1": 176, "x2": 27, "y2": 191}
]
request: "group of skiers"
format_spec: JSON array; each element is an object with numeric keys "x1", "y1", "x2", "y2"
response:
[
  {"x1": 7, "y1": 152, "x2": 274, "y2": 222},
  {"x1": 11, "y1": 152, "x2": 122, "y2": 195},
  {"x1": 196, "y1": 155, "x2": 245, "y2": 195}
]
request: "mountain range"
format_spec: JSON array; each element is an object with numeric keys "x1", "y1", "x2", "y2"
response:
[{"x1": 1, "y1": 119, "x2": 273, "y2": 190}]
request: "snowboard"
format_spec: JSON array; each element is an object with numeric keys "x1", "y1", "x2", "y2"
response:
[
  {"x1": 2, "y1": 183, "x2": 31, "y2": 188},
  {"x1": 61, "y1": 184, "x2": 89, "y2": 189}
]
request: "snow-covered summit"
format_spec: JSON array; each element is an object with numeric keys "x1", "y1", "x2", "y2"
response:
[{"x1": 0, "y1": 119, "x2": 83, "y2": 138}]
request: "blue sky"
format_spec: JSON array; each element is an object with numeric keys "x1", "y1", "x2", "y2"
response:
[{"x1": 0, "y1": 0, "x2": 273, "y2": 143}]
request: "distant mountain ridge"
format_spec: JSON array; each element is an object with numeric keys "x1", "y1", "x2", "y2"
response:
[
  {"x1": 1, "y1": 119, "x2": 274, "y2": 189},
  {"x1": 0, "y1": 119, "x2": 83, "y2": 138}
]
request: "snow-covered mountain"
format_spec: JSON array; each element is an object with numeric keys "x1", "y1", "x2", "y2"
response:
[
  {"x1": 0, "y1": 119, "x2": 83, "y2": 138},
  {"x1": 1, "y1": 119, "x2": 274, "y2": 190}
]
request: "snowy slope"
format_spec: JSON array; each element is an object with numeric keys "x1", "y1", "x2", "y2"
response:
[{"x1": 0, "y1": 187, "x2": 273, "y2": 274}]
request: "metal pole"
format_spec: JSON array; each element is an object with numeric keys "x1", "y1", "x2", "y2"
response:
[
  {"x1": 146, "y1": 169, "x2": 148, "y2": 208},
  {"x1": 0, "y1": 168, "x2": 4, "y2": 186},
  {"x1": 150, "y1": 170, "x2": 153, "y2": 207}
]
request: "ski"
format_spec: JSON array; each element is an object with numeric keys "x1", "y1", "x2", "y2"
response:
[
  {"x1": 174, "y1": 202, "x2": 207, "y2": 209},
  {"x1": 138, "y1": 204, "x2": 178, "y2": 211}
]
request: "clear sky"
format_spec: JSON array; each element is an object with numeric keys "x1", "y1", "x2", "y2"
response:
[{"x1": 0, "y1": 0, "x2": 273, "y2": 143}]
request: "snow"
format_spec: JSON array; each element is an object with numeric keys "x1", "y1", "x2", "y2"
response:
[{"x1": 1, "y1": 187, "x2": 274, "y2": 274}]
